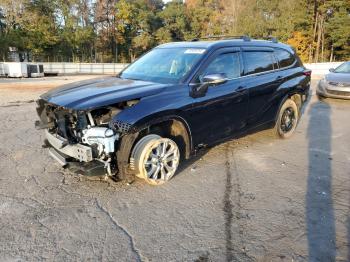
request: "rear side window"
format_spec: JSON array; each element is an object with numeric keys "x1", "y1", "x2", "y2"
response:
[
  {"x1": 274, "y1": 49, "x2": 296, "y2": 68},
  {"x1": 243, "y1": 51, "x2": 276, "y2": 75},
  {"x1": 202, "y1": 52, "x2": 241, "y2": 79}
]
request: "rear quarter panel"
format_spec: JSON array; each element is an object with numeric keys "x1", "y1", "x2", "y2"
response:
[
  {"x1": 249, "y1": 66, "x2": 310, "y2": 127},
  {"x1": 271, "y1": 67, "x2": 310, "y2": 120}
]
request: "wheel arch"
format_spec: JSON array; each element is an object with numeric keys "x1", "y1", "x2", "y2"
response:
[
  {"x1": 132, "y1": 115, "x2": 193, "y2": 160},
  {"x1": 274, "y1": 91, "x2": 302, "y2": 123},
  {"x1": 114, "y1": 111, "x2": 193, "y2": 180}
]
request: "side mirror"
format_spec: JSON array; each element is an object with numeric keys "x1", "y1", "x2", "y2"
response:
[
  {"x1": 329, "y1": 68, "x2": 335, "y2": 72},
  {"x1": 193, "y1": 73, "x2": 228, "y2": 95},
  {"x1": 202, "y1": 73, "x2": 228, "y2": 85}
]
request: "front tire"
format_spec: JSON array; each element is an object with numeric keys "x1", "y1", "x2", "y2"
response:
[
  {"x1": 274, "y1": 99, "x2": 299, "y2": 139},
  {"x1": 131, "y1": 134, "x2": 180, "y2": 185},
  {"x1": 316, "y1": 92, "x2": 325, "y2": 101}
]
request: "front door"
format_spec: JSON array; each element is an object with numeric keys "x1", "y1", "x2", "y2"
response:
[{"x1": 188, "y1": 48, "x2": 249, "y2": 146}]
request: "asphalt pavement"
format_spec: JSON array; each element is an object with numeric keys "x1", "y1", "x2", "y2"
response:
[{"x1": 0, "y1": 77, "x2": 349, "y2": 261}]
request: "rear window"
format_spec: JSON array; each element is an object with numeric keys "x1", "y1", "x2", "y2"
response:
[
  {"x1": 274, "y1": 49, "x2": 296, "y2": 68},
  {"x1": 243, "y1": 51, "x2": 276, "y2": 75}
]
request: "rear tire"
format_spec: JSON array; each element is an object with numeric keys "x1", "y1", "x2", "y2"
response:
[
  {"x1": 274, "y1": 99, "x2": 299, "y2": 139},
  {"x1": 131, "y1": 134, "x2": 180, "y2": 185}
]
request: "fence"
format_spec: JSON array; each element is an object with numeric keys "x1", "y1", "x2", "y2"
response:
[
  {"x1": 43, "y1": 62, "x2": 343, "y2": 76},
  {"x1": 42, "y1": 62, "x2": 129, "y2": 75},
  {"x1": 2, "y1": 61, "x2": 345, "y2": 76}
]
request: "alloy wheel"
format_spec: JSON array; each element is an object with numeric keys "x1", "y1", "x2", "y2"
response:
[{"x1": 280, "y1": 107, "x2": 296, "y2": 133}]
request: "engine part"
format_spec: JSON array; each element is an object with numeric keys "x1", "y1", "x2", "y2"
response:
[{"x1": 81, "y1": 127, "x2": 119, "y2": 157}]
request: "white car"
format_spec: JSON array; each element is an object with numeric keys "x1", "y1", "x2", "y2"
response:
[{"x1": 317, "y1": 61, "x2": 350, "y2": 100}]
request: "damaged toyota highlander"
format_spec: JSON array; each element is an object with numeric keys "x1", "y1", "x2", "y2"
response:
[{"x1": 35, "y1": 36, "x2": 311, "y2": 185}]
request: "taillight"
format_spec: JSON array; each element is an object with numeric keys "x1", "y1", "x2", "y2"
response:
[{"x1": 303, "y1": 70, "x2": 312, "y2": 76}]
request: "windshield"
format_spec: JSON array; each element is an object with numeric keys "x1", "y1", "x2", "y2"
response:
[
  {"x1": 120, "y1": 47, "x2": 206, "y2": 84},
  {"x1": 334, "y1": 62, "x2": 350, "y2": 73}
]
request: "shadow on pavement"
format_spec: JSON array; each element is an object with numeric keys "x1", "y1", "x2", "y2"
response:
[{"x1": 306, "y1": 99, "x2": 336, "y2": 261}]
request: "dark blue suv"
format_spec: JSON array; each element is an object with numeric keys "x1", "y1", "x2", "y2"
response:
[{"x1": 36, "y1": 37, "x2": 311, "y2": 185}]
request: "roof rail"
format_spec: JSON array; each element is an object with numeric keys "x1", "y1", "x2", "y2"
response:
[
  {"x1": 191, "y1": 35, "x2": 251, "y2": 42},
  {"x1": 264, "y1": 36, "x2": 278, "y2": 43}
]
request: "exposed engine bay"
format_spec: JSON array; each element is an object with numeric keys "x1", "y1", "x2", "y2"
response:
[{"x1": 35, "y1": 99, "x2": 139, "y2": 176}]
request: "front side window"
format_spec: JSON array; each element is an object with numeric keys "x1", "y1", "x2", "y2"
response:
[
  {"x1": 334, "y1": 62, "x2": 350, "y2": 73},
  {"x1": 200, "y1": 52, "x2": 241, "y2": 80},
  {"x1": 120, "y1": 47, "x2": 205, "y2": 84},
  {"x1": 243, "y1": 51, "x2": 276, "y2": 75},
  {"x1": 274, "y1": 49, "x2": 295, "y2": 68}
]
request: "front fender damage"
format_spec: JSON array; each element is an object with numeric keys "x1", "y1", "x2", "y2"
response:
[{"x1": 36, "y1": 98, "x2": 140, "y2": 179}]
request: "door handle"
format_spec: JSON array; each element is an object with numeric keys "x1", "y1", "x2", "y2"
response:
[{"x1": 276, "y1": 76, "x2": 283, "y2": 81}]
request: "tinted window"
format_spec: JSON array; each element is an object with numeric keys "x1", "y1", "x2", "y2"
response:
[
  {"x1": 202, "y1": 52, "x2": 241, "y2": 80},
  {"x1": 243, "y1": 51, "x2": 275, "y2": 75},
  {"x1": 274, "y1": 49, "x2": 295, "y2": 68}
]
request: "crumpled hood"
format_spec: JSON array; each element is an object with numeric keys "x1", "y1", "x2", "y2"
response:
[
  {"x1": 325, "y1": 73, "x2": 350, "y2": 83},
  {"x1": 41, "y1": 77, "x2": 167, "y2": 110}
]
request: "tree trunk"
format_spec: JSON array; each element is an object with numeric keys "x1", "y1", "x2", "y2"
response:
[
  {"x1": 313, "y1": 13, "x2": 318, "y2": 40},
  {"x1": 314, "y1": 15, "x2": 323, "y2": 63},
  {"x1": 330, "y1": 44, "x2": 334, "y2": 62},
  {"x1": 308, "y1": 44, "x2": 313, "y2": 63},
  {"x1": 311, "y1": 0, "x2": 318, "y2": 62},
  {"x1": 231, "y1": 0, "x2": 238, "y2": 34},
  {"x1": 321, "y1": 20, "x2": 325, "y2": 62}
]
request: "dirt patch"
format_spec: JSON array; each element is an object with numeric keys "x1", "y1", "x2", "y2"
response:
[{"x1": 0, "y1": 75, "x2": 111, "y2": 105}]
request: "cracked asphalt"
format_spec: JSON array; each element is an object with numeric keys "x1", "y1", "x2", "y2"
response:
[{"x1": 0, "y1": 76, "x2": 350, "y2": 261}]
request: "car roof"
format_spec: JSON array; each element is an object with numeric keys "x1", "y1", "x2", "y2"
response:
[{"x1": 157, "y1": 39, "x2": 294, "y2": 53}]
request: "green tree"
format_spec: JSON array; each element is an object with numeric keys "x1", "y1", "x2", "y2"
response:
[
  {"x1": 0, "y1": 0, "x2": 349, "y2": 63},
  {"x1": 158, "y1": 0, "x2": 191, "y2": 41},
  {"x1": 326, "y1": 1, "x2": 350, "y2": 61},
  {"x1": 187, "y1": 0, "x2": 223, "y2": 38},
  {"x1": 0, "y1": 0, "x2": 27, "y2": 61}
]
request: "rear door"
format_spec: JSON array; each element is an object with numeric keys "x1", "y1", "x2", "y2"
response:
[{"x1": 242, "y1": 47, "x2": 281, "y2": 127}]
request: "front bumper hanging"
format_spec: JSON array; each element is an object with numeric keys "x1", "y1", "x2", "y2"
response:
[
  {"x1": 44, "y1": 131, "x2": 109, "y2": 176},
  {"x1": 45, "y1": 130, "x2": 93, "y2": 162}
]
